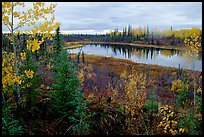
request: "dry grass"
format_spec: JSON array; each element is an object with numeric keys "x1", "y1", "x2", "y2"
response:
[{"x1": 64, "y1": 42, "x2": 84, "y2": 49}]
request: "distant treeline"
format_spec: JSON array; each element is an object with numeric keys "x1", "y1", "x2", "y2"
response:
[
  {"x1": 62, "y1": 25, "x2": 202, "y2": 47},
  {"x1": 2, "y1": 25, "x2": 202, "y2": 51},
  {"x1": 2, "y1": 33, "x2": 52, "y2": 53}
]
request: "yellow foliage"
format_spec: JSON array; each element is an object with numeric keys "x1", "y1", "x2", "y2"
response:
[
  {"x1": 24, "y1": 69, "x2": 34, "y2": 79},
  {"x1": 160, "y1": 50, "x2": 172, "y2": 57},
  {"x1": 20, "y1": 52, "x2": 26, "y2": 61},
  {"x1": 121, "y1": 67, "x2": 147, "y2": 129},
  {"x1": 171, "y1": 79, "x2": 188, "y2": 93},
  {"x1": 2, "y1": 2, "x2": 60, "y2": 46},
  {"x1": 197, "y1": 87, "x2": 202, "y2": 94},
  {"x1": 87, "y1": 73, "x2": 96, "y2": 80},
  {"x1": 158, "y1": 105, "x2": 188, "y2": 135},
  {"x1": 161, "y1": 30, "x2": 174, "y2": 37},
  {"x1": 2, "y1": 2, "x2": 59, "y2": 104},
  {"x1": 55, "y1": 22, "x2": 60, "y2": 29},
  {"x1": 182, "y1": 32, "x2": 201, "y2": 69},
  {"x1": 158, "y1": 105, "x2": 179, "y2": 135},
  {"x1": 120, "y1": 70, "x2": 127, "y2": 79},
  {"x1": 184, "y1": 33, "x2": 201, "y2": 54},
  {"x1": 2, "y1": 51, "x2": 24, "y2": 90},
  {"x1": 179, "y1": 128, "x2": 187, "y2": 133},
  {"x1": 26, "y1": 39, "x2": 43, "y2": 52},
  {"x1": 13, "y1": 11, "x2": 20, "y2": 17},
  {"x1": 78, "y1": 70, "x2": 84, "y2": 85},
  {"x1": 83, "y1": 64, "x2": 93, "y2": 72}
]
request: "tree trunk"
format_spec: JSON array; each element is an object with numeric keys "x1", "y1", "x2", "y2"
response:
[
  {"x1": 193, "y1": 62, "x2": 196, "y2": 106},
  {"x1": 82, "y1": 51, "x2": 85, "y2": 63},
  {"x1": 11, "y1": 3, "x2": 21, "y2": 112}
]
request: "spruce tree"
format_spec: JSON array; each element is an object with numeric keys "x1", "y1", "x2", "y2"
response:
[
  {"x1": 50, "y1": 27, "x2": 91, "y2": 134},
  {"x1": 53, "y1": 26, "x2": 63, "y2": 55}
]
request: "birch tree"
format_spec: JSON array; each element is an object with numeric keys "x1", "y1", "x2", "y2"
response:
[{"x1": 2, "y1": 2, "x2": 60, "y2": 112}]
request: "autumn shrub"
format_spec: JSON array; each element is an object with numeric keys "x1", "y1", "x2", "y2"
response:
[
  {"x1": 177, "y1": 110, "x2": 198, "y2": 135},
  {"x1": 157, "y1": 105, "x2": 178, "y2": 135},
  {"x1": 50, "y1": 50, "x2": 91, "y2": 134},
  {"x1": 157, "y1": 104, "x2": 200, "y2": 135},
  {"x1": 192, "y1": 95, "x2": 202, "y2": 135},
  {"x1": 89, "y1": 99, "x2": 126, "y2": 135},
  {"x1": 138, "y1": 91, "x2": 159, "y2": 135},
  {"x1": 2, "y1": 106, "x2": 24, "y2": 135},
  {"x1": 170, "y1": 79, "x2": 201, "y2": 134},
  {"x1": 195, "y1": 95, "x2": 202, "y2": 114},
  {"x1": 142, "y1": 91, "x2": 158, "y2": 131},
  {"x1": 120, "y1": 68, "x2": 147, "y2": 133},
  {"x1": 82, "y1": 75, "x2": 126, "y2": 135},
  {"x1": 142, "y1": 91, "x2": 158, "y2": 116},
  {"x1": 171, "y1": 79, "x2": 189, "y2": 108}
]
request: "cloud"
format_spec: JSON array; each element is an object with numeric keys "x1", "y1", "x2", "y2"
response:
[
  {"x1": 54, "y1": 2, "x2": 202, "y2": 32},
  {"x1": 2, "y1": 2, "x2": 202, "y2": 34}
]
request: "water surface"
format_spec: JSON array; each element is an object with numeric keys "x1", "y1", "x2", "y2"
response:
[{"x1": 68, "y1": 44, "x2": 202, "y2": 71}]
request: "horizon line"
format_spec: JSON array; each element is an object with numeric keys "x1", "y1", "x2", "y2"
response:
[{"x1": 2, "y1": 27, "x2": 202, "y2": 35}]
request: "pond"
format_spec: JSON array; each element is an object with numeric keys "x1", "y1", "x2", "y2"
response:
[{"x1": 68, "y1": 44, "x2": 202, "y2": 71}]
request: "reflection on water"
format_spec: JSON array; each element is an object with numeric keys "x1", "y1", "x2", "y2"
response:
[{"x1": 68, "y1": 44, "x2": 202, "y2": 71}]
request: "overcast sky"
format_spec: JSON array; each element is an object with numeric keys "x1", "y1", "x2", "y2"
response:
[{"x1": 2, "y1": 2, "x2": 202, "y2": 34}]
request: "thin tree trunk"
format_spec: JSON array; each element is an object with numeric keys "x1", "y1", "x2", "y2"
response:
[
  {"x1": 11, "y1": 3, "x2": 21, "y2": 112},
  {"x1": 2, "y1": 92, "x2": 6, "y2": 103},
  {"x1": 82, "y1": 51, "x2": 84, "y2": 63},
  {"x1": 28, "y1": 79, "x2": 31, "y2": 109},
  {"x1": 193, "y1": 61, "x2": 196, "y2": 106}
]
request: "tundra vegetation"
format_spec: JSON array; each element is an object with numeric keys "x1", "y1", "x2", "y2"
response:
[{"x1": 2, "y1": 2, "x2": 202, "y2": 135}]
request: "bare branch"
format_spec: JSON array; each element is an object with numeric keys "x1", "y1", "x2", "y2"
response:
[
  {"x1": 64, "y1": 124, "x2": 75, "y2": 135},
  {"x1": 13, "y1": 19, "x2": 31, "y2": 31},
  {"x1": 6, "y1": 25, "x2": 12, "y2": 33}
]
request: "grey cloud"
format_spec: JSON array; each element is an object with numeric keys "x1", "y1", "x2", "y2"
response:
[{"x1": 2, "y1": 2, "x2": 202, "y2": 34}]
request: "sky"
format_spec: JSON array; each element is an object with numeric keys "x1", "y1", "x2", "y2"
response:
[{"x1": 2, "y1": 2, "x2": 202, "y2": 34}]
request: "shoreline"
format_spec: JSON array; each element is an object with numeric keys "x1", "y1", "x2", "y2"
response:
[
  {"x1": 67, "y1": 41, "x2": 202, "y2": 51},
  {"x1": 70, "y1": 53, "x2": 201, "y2": 73},
  {"x1": 64, "y1": 42, "x2": 84, "y2": 49}
]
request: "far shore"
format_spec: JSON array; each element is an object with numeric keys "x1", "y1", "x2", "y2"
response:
[
  {"x1": 64, "y1": 42, "x2": 84, "y2": 49},
  {"x1": 65, "y1": 41, "x2": 202, "y2": 51}
]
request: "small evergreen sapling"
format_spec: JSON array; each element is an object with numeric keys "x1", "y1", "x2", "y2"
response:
[{"x1": 50, "y1": 27, "x2": 91, "y2": 134}]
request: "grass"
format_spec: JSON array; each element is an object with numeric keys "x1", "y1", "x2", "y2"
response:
[{"x1": 64, "y1": 42, "x2": 84, "y2": 49}]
